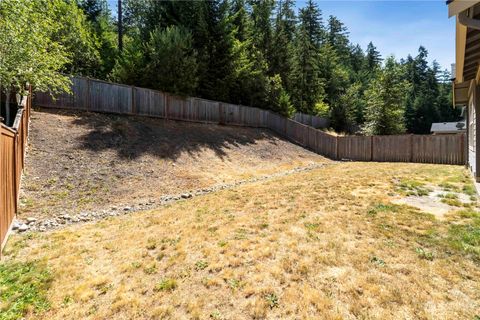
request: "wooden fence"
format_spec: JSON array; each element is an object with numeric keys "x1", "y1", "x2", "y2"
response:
[
  {"x1": 293, "y1": 112, "x2": 329, "y2": 129},
  {"x1": 0, "y1": 88, "x2": 31, "y2": 253},
  {"x1": 35, "y1": 76, "x2": 466, "y2": 165}
]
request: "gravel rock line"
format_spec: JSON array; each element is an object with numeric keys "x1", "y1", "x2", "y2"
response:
[{"x1": 13, "y1": 162, "x2": 334, "y2": 233}]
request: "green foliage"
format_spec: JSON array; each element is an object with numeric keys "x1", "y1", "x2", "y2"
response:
[
  {"x1": 265, "y1": 75, "x2": 294, "y2": 117},
  {"x1": 154, "y1": 278, "x2": 177, "y2": 292},
  {"x1": 0, "y1": 261, "x2": 52, "y2": 320},
  {"x1": 110, "y1": 37, "x2": 146, "y2": 85},
  {"x1": 447, "y1": 219, "x2": 480, "y2": 258},
  {"x1": 290, "y1": 2, "x2": 325, "y2": 114},
  {"x1": 144, "y1": 26, "x2": 198, "y2": 96},
  {"x1": 0, "y1": 0, "x2": 71, "y2": 94},
  {"x1": 363, "y1": 56, "x2": 410, "y2": 135},
  {"x1": 367, "y1": 203, "x2": 398, "y2": 216},
  {"x1": 53, "y1": 0, "x2": 102, "y2": 76},
  {"x1": 5, "y1": 0, "x2": 453, "y2": 133}
]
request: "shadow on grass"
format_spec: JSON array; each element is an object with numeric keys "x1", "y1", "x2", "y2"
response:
[{"x1": 38, "y1": 107, "x2": 280, "y2": 160}]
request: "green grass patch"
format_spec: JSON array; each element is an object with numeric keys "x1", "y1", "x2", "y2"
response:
[
  {"x1": 447, "y1": 222, "x2": 480, "y2": 258},
  {"x1": 462, "y1": 184, "x2": 477, "y2": 196},
  {"x1": 154, "y1": 278, "x2": 177, "y2": 292},
  {"x1": 367, "y1": 203, "x2": 398, "y2": 216},
  {"x1": 0, "y1": 261, "x2": 52, "y2": 320},
  {"x1": 415, "y1": 247, "x2": 434, "y2": 260},
  {"x1": 439, "y1": 182, "x2": 460, "y2": 192},
  {"x1": 440, "y1": 198, "x2": 463, "y2": 207},
  {"x1": 397, "y1": 179, "x2": 431, "y2": 196}
]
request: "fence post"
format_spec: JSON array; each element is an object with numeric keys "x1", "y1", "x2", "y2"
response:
[
  {"x1": 370, "y1": 135, "x2": 374, "y2": 161},
  {"x1": 12, "y1": 133, "x2": 18, "y2": 216},
  {"x1": 165, "y1": 94, "x2": 169, "y2": 120},
  {"x1": 219, "y1": 103, "x2": 224, "y2": 125},
  {"x1": 410, "y1": 134, "x2": 414, "y2": 162},
  {"x1": 87, "y1": 77, "x2": 91, "y2": 111},
  {"x1": 131, "y1": 86, "x2": 136, "y2": 114},
  {"x1": 335, "y1": 136, "x2": 339, "y2": 160}
]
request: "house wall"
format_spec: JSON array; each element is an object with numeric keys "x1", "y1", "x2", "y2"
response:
[
  {"x1": 468, "y1": 79, "x2": 480, "y2": 181},
  {"x1": 468, "y1": 83, "x2": 475, "y2": 176}
]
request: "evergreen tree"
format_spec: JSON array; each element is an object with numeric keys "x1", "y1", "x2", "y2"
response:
[
  {"x1": 363, "y1": 57, "x2": 410, "y2": 135},
  {"x1": 196, "y1": 0, "x2": 236, "y2": 101},
  {"x1": 290, "y1": 2, "x2": 325, "y2": 114},
  {"x1": 299, "y1": 0, "x2": 323, "y2": 48},
  {"x1": 144, "y1": 26, "x2": 198, "y2": 95},
  {"x1": 270, "y1": 0, "x2": 296, "y2": 91},
  {"x1": 110, "y1": 37, "x2": 146, "y2": 85},
  {"x1": 249, "y1": 0, "x2": 274, "y2": 69},
  {"x1": 78, "y1": 0, "x2": 108, "y2": 23},
  {"x1": 231, "y1": 0, "x2": 250, "y2": 42},
  {"x1": 327, "y1": 15, "x2": 349, "y2": 60},
  {"x1": 365, "y1": 41, "x2": 382, "y2": 70},
  {"x1": 350, "y1": 44, "x2": 365, "y2": 74}
]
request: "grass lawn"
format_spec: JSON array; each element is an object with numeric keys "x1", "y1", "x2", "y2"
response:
[{"x1": 2, "y1": 162, "x2": 480, "y2": 319}]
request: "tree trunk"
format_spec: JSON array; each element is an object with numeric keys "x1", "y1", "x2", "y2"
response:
[{"x1": 118, "y1": 0, "x2": 123, "y2": 52}]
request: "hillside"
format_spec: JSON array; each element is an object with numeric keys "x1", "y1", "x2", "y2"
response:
[{"x1": 19, "y1": 108, "x2": 328, "y2": 221}]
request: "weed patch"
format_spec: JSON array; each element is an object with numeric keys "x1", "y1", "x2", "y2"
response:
[
  {"x1": 0, "y1": 261, "x2": 52, "y2": 320},
  {"x1": 367, "y1": 203, "x2": 398, "y2": 216},
  {"x1": 154, "y1": 279, "x2": 177, "y2": 292},
  {"x1": 396, "y1": 179, "x2": 431, "y2": 196}
]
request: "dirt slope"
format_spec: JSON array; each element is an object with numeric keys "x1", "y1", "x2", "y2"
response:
[{"x1": 19, "y1": 108, "x2": 328, "y2": 219}]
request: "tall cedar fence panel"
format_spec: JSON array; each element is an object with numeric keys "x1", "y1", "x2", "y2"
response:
[
  {"x1": 372, "y1": 135, "x2": 412, "y2": 162},
  {"x1": 338, "y1": 136, "x2": 372, "y2": 161},
  {"x1": 34, "y1": 76, "x2": 466, "y2": 165},
  {"x1": 1, "y1": 89, "x2": 31, "y2": 255}
]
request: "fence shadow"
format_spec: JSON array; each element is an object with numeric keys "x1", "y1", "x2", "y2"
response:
[{"x1": 40, "y1": 108, "x2": 280, "y2": 161}]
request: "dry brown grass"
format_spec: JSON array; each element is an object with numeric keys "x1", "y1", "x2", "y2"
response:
[{"x1": 4, "y1": 162, "x2": 480, "y2": 319}]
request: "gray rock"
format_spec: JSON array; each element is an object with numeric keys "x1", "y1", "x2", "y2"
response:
[
  {"x1": 18, "y1": 224, "x2": 29, "y2": 232},
  {"x1": 12, "y1": 222, "x2": 20, "y2": 230},
  {"x1": 26, "y1": 217, "x2": 37, "y2": 223},
  {"x1": 123, "y1": 206, "x2": 132, "y2": 211}
]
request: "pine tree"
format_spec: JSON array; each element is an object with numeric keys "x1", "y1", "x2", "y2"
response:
[
  {"x1": 144, "y1": 26, "x2": 198, "y2": 95},
  {"x1": 299, "y1": 0, "x2": 323, "y2": 48},
  {"x1": 327, "y1": 15, "x2": 349, "y2": 60},
  {"x1": 249, "y1": 0, "x2": 274, "y2": 68},
  {"x1": 290, "y1": 1, "x2": 325, "y2": 114},
  {"x1": 363, "y1": 56, "x2": 410, "y2": 135},
  {"x1": 196, "y1": 0, "x2": 236, "y2": 101},
  {"x1": 270, "y1": 0, "x2": 296, "y2": 91},
  {"x1": 231, "y1": 0, "x2": 250, "y2": 42},
  {"x1": 365, "y1": 41, "x2": 382, "y2": 70}
]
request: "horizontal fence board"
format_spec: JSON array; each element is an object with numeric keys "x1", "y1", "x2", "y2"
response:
[{"x1": 34, "y1": 76, "x2": 466, "y2": 166}]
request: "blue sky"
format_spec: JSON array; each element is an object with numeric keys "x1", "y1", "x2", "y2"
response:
[
  {"x1": 308, "y1": 1, "x2": 454, "y2": 70},
  {"x1": 107, "y1": 0, "x2": 454, "y2": 70}
]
